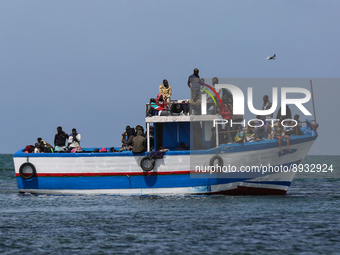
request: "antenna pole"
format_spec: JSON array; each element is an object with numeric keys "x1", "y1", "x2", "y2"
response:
[{"x1": 310, "y1": 80, "x2": 317, "y2": 122}]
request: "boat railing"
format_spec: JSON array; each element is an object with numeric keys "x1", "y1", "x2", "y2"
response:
[
  {"x1": 216, "y1": 120, "x2": 316, "y2": 137},
  {"x1": 145, "y1": 100, "x2": 218, "y2": 117}
]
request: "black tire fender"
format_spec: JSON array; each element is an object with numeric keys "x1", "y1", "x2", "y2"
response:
[
  {"x1": 140, "y1": 156, "x2": 155, "y2": 171},
  {"x1": 19, "y1": 162, "x2": 36, "y2": 179},
  {"x1": 209, "y1": 156, "x2": 223, "y2": 168}
]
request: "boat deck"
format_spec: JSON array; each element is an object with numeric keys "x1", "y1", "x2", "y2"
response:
[{"x1": 145, "y1": 114, "x2": 221, "y2": 123}]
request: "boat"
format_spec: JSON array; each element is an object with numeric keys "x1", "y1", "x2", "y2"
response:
[{"x1": 13, "y1": 89, "x2": 318, "y2": 195}]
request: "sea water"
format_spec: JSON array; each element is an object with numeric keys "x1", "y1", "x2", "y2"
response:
[{"x1": 0, "y1": 155, "x2": 339, "y2": 254}]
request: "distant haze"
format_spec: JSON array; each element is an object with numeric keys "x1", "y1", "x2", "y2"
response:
[{"x1": 0, "y1": 1, "x2": 339, "y2": 155}]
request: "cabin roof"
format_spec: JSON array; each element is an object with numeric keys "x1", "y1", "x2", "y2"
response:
[{"x1": 145, "y1": 114, "x2": 222, "y2": 123}]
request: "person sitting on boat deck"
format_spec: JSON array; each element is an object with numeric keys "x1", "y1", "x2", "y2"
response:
[
  {"x1": 273, "y1": 121, "x2": 291, "y2": 153},
  {"x1": 143, "y1": 126, "x2": 154, "y2": 151},
  {"x1": 188, "y1": 68, "x2": 200, "y2": 98},
  {"x1": 265, "y1": 118, "x2": 273, "y2": 140},
  {"x1": 234, "y1": 126, "x2": 245, "y2": 143},
  {"x1": 148, "y1": 98, "x2": 159, "y2": 116},
  {"x1": 54, "y1": 126, "x2": 69, "y2": 152},
  {"x1": 181, "y1": 100, "x2": 189, "y2": 115},
  {"x1": 294, "y1": 114, "x2": 302, "y2": 129},
  {"x1": 276, "y1": 105, "x2": 292, "y2": 121},
  {"x1": 156, "y1": 94, "x2": 170, "y2": 116},
  {"x1": 118, "y1": 126, "x2": 135, "y2": 152},
  {"x1": 262, "y1": 95, "x2": 273, "y2": 120},
  {"x1": 37, "y1": 137, "x2": 53, "y2": 152},
  {"x1": 159, "y1": 79, "x2": 172, "y2": 104},
  {"x1": 132, "y1": 130, "x2": 146, "y2": 153},
  {"x1": 177, "y1": 142, "x2": 189, "y2": 150},
  {"x1": 135, "y1": 125, "x2": 146, "y2": 137},
  {"x1": 170, "y1": 103, "x2": 184, "y2": 116},
  {"x1": 254, "y1": 115, "x2": 269, "y2": 140},
  {"x1": 24, "y1": 145, "x2": 34, "y2": 153},
  {"x1": 301, "y1": 119, "x2": 319, "y2": 136},
  {"x1": 34, "y1": 143, "x2": 41, "y2": 153},
  {"x1": 244, "y1": 124, "x2": 256, "y2": 142},
  {"x1": 284, "y1": 120, "x2": 295, "y2": 135},
  {"x1": 190, "y1": 92, "x2": 201, "y2": 115},
  {"x1": 156, "y1": 94, "x2": 167, "y2": 109},
  {"x1": 68, "y1": 128, "x2": 81, "y2": 150},
  {"x1": 284, "y1": 119, "x2": 304, "y2": 137}
]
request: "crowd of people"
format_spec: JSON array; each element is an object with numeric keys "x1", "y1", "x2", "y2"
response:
[
  {"x1": 116, "y1": 125, "x2": 154, "y2": 154},
  {"x1": 24, "y1": 125, "x2": 156, "y2": 154},
  {"x1": 148, "y1": 68, "x2": 319, "y2": 154},
  {"x1": 24, "y1": 126, "x2": 82, "y2": 153},
  {"x1": 148, "y1": 79, "x2": 190, "y2": 117},
  {"x1": 210, "y1": 92, "x2": 319, "y2": 154},
  {"x1": 155, "y1": 68, "x2": 319, "y2": 154},
  {"x1": 24, "y1": 69, "x2": 319, "y2": 155}
]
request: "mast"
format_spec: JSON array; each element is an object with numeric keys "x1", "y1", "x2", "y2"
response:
[{"x1": 310, "y1": 80, "x2": 317, "y2": 122}]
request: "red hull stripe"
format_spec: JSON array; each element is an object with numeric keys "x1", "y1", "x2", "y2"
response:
[{"x1": 15, "y1": 170, "x2": 192, "y2": 177}]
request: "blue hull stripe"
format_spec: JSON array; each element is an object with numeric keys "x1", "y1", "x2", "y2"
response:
[{"x1": 16, "y1": 174, "x2": 291, "y2": 190}]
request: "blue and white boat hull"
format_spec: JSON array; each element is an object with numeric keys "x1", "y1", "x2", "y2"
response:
[{"x1": 14, "y1": 135, "x2": 316, "y2": 195}]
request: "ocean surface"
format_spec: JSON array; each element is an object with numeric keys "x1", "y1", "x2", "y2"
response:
[{"x1": 1, "y1": 155, "x2": 339, "y2": 254}]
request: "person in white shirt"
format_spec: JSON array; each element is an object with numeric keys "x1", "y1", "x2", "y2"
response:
[{"x1": 68, "y1": 128, "x2": 81, "y2": 150}]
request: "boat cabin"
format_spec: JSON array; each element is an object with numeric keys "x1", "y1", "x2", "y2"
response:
[{"x1": 145, "y1": 101, "x2": 222, "y2": 151}]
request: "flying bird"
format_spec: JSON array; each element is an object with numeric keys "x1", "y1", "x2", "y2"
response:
[{"x1": 266, "y1": 54, "x2": 276, "y2": 60}]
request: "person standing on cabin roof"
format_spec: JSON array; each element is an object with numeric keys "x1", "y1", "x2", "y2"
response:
[
  {"x1": 159, "y1": 79, "x2": 172, "y2": 104},
  {"x1": 68, "y1": 128, "x2": 81, "y2": 150},
  {"x1": 188, "y1": 68, "x2": 200, "y2": 98},
  {"x1": 262, "y1": 95, "x2": 273, "y2": 120}
]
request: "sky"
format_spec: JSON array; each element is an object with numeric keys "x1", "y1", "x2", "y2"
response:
[{"x1": 0, "y1": 0, "x2": 339, "y2": 155}]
